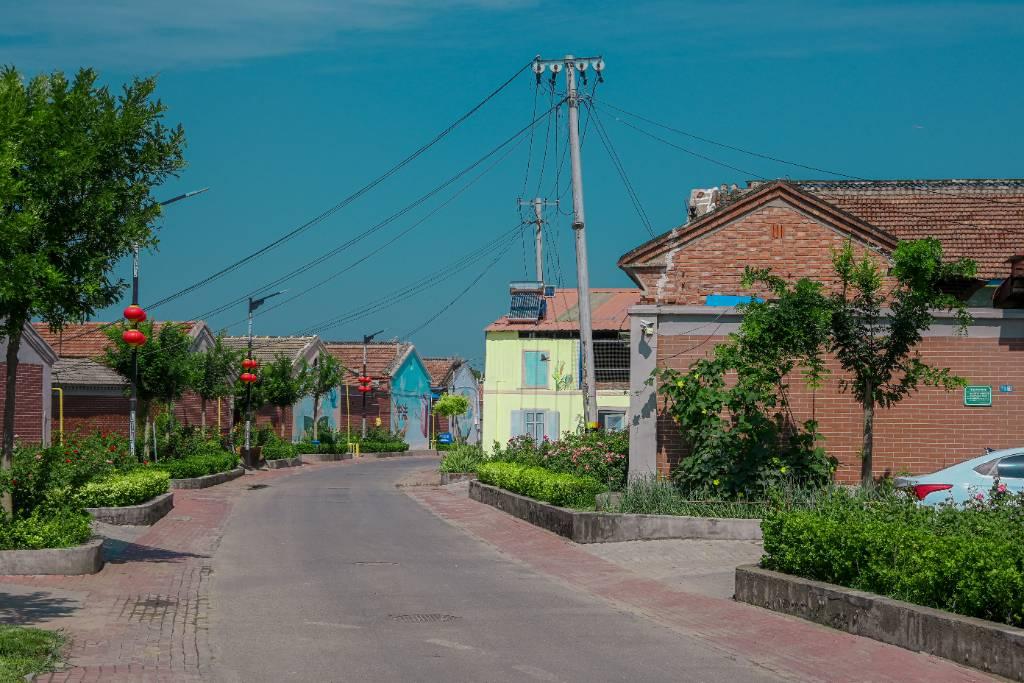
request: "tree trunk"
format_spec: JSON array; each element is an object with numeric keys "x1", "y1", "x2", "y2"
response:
[
  {"x1": 312, "y1": 393, "x2": 320, "y2": 441},
  {"x1": 2, "y1": 322, "x2": 23, "y2": 514},
  {"x1": 143, "y1": 419, "x2": 151, "y2": 461},
  {"x1": 861, "y1": 382, "x2": 874, "y2": 488},
  {"x1": 200, "y1": 397, "x2": 207, "y2": 436},
  {"x1": 279, "y1": 406, "x2": 286, "y2": 439}
]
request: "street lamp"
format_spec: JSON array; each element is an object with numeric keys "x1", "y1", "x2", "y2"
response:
[
  {"x1": 128, "y1": 188, "x2": 209, "y2": 459},
  {"x1": 242, "y1": 291, "x2": 285, "y2": 468},
  {"x1": 361, "y1": 330, "x2": 384, "y2": 438}
]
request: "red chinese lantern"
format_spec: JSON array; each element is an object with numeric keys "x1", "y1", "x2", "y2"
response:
[
  {"x1": 123, "y1": 304, "x2": 147, "y2": 322},
  {"x1": 242, "y1": 358, "x2": 259, "y2": 370},
  {"x1": 122, "y1": 329, "x2": 147, "y2": 347},
  {"x1": 240, "y1": 372, "x2": 258, "y2": 384}
]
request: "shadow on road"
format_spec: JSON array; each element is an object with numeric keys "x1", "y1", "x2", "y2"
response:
[
  {"x1": 103, "y1": 539, "x2": 208, "y2": 564},
  {"x1": 0, "y1": 590, "x2": 79, "y2": 625}
]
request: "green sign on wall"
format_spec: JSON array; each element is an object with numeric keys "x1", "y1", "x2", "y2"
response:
[{"x1": 964, "y1": 385, "x2": 992, "y2": 407}]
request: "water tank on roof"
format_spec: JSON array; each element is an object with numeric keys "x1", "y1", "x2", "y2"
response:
[{"x1": 688, "y1": 187, "x2": 720, "y2": 220}]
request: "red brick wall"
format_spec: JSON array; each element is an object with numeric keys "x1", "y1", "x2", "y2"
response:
[
  {"x1": 252, "y1": 404, "x2": 294, "y2": 440},
  {"x1": 174, "y1": 391, "x2": 232, "y2": 435},
  {"x1": 59, "y1": 394, "x2": 130, "y2": 438},
  {"x1": 644, "y1": 205, "x2": 889, "y2": 305},
  {"x1": 0, "y1": 362, "x2": 44, "y2": 445},
  {"x1": 338, "y1": 385, "x2": 392, "y2": 435},
  {"x1": 655, "y1": 334, "x2": 1024, "y2": 482}
]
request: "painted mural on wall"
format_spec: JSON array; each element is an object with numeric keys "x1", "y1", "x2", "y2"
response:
[
  {"x1": 390, "y1": 353, "x2": 432, "y2": 449},
  {"x1": 449, "y1": 364, "x2": 481, "y2": 444},
  {"x1": 292, "y1": 388, "x2": 338, "y2": 441}
]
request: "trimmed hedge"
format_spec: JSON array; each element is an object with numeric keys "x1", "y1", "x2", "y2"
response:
[
  {"x1": 476, "y1": 462, "x2": 605, "y2": 509},
  {"x1": 155, "y1": 452, "x2": 239, "y2": 479},
  {"x1": 262, "y1": 439, "x2": 298, "y2": 460},
  {"x1": 74, "y1": 469, "x2": 170, "y2": 508},
  {"x1": 761, "y1": 489, "x2": 1024, "y2": 627},
  {"x1": 359, "y1": 440, "x2": 409, "y2": 453},
  {"x1": 438, "y1": 445, "x2": 485, "y2": 473},
  {"x1": 0, "y1": 508, "x2": 92, "y2": 550}
]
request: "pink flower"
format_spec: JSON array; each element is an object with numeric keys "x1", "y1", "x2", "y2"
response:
[
  {"x1": 975, "y1": 493, "x2": 985, "y2": 501},
  {"x1": 105, "y1": 459, "x2": 113, "y2": 465},
  {"x1": 997, "y1": 483, "x2": 1008, "y2": 493}
]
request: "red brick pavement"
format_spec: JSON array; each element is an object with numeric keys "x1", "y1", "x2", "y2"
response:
[
  {"x1": 1, "y1": 462, "x2": 337, "y2": 682},
  {"x1": 407, "y1": 486, "x2": 996, "y2": 683}
]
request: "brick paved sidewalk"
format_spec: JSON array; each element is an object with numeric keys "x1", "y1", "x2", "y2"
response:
[
  {"x1": 407, "y1": 486, "x2": 995, "y2": 683},
  {"x1": 0, "y1": 462, "x2": 333, "y2": 682}
]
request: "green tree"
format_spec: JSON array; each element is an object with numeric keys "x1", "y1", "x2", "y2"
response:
[
  {"x1": 0, "y1": 67, "x2": 185, "y2": 510},
  {"x1": 103, "y1": 322, "x2": 196, "y2": 455},
  {"x1": 191, "y1": 334, "x2": 241, "y2": 435},
  {"x1": 433, "y1": 394, "x2": 470, "y2": 444},
  {"x1": 259, "y1": 354, "x2": 310, "y2": 439},
  {"x1": 307, "y1": 355, "x2": 342, "y2": 441},
  {"x1": 828, "y1": 239, "x2": 975, "y2": 486}
]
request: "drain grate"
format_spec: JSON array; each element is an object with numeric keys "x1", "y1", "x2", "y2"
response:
[
  {"x1": 389, "y1": 614, "x2": 459, "y2": 623},
  {"x1": 351, "y1": 561, "x2": 398, "y2": 566}
]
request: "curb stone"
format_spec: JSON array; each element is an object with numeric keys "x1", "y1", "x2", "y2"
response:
[
  {"x1": 439, "y1": 472, "x2": 477, "y2": 485},
  {"x1": 735, "y1": 564, "x2": 1024, "y2": 681},
  {"x1": 85, "y1": 491, "x2": 174, "y2": 526},
  {"x1": 0, "y1": 536, "x2": 104, "y2": 575},
  {"x1": 264, "y1": 456, "x2": 304, "y2": 469},
  {"x1": 470, "y1": 480, "x2": 762, "y2": 543},
  {"x1": 171, "y1": 467, "x2": 245, "y2": 490}
]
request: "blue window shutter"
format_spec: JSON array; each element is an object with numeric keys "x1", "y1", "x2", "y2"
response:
[
  {"x1": 545, "y1": 411, "x2": 560, "y2": 441},
  {"x1": 510, "y1": 410, "x2": 524, "y2": 437}
]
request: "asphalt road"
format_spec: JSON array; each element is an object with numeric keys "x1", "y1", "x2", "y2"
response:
[{"x1": 209, "y1": 457, "x2": 783, "y2": 682}]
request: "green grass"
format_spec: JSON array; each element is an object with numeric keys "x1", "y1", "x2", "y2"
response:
[
  {"x1": 615, "y1": 476, "x2": 773, "y2": 518},
  {"x1": 0, "y1": 626, "x2": 64, "y2": 682}
]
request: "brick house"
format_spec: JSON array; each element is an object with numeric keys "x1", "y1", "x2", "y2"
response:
[
  {"x1": 423, "y1": 357, "x2": 482, "y2": 444},
  {"x1": 620, "y1": 179, "x2": 1024, "y2": 483},
  {"x1": 0, "y1": 322, "x2": 58, "y2": 446},
  {"x1": 324, "y1": 341, "x2": 433, "y2": 449},
  {"x1": 34, "y1": 321, "x2": 223, "y2": 438},
  {"x1": 222, "y1": 335, "x2": 324, "y2": 442}
]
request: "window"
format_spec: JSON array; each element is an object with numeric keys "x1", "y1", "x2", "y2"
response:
[
  {"x1": 523, "y1": 351, "x2": 549, "y2": 388},
  {"x1": 599, "y1": 410, "x2": 626, "y2": 432},
  {"x1": 593, "y1": 339, "x2": 629, "y2": 384},
  {"x1": 524, "y1": 411, "x2": 546, "y2": 442},
  {"x1": 996, "y1": 454, "x2": 1024, "y2": 479}
]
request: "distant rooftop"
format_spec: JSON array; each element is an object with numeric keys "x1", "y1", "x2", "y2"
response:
[{"x1": 486, "y1": 288, "x2": 641, "y2": 332}]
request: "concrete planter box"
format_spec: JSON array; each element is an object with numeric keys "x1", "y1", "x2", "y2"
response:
[
  {"x1": 171, "y1": 467, "x2": 244, "y2": 490},
  {"x1": 265, "y1": 456, "x2": 304, "y2": 469},
  {"x1": 0, "y1": 537, "x2": 104, "y2": 575},
  {"x1": 469, "y1": 481, "x2": 762, "y2": 543},
  {"x1": 85, "y1": 491, "x2": 174, "y2": 526},
  {"x1": 302, "y1": 452, "x2": 353, "y2": 463},
  {"x1": 735, "y1": 565, "x2": 1024, "y2": 681},
  {"x1": 440, "y1": 472, "x2": 477, "y2": 485}
]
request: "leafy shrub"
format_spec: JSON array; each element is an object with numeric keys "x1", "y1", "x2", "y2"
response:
[
  {"x1": 155, "y1": 452, "x2": 239, "y2": 479},
  {"x1": 761, "y1": 482, "x2": 1024, "y2": 627},
  {"x1": 74, "y1": 469, "x2": 170, "y2": 508},
  {"x1": 489, "y1": 435, "x2": 547, "y2": 467},
  {"x1": 261, "y1": 431, "x2": 298, "y2": 461},
  {"x1": 0, "y1": 624, "x2": 66, "y2": 680},
  {"x1": 438, "y1": 445, "x2": 485, "y2": 473},
  {"x1": 616, "y1": 475, "x2": 771, "y2": 518},
  {"x1": 477, "y1": 462, "x2": 605, "y2": 509},
  {"x1": 359, "y1": 440, "x2": 408, "y2": 453},
  {"x1": 0, "y1": 508, "x2": 92, "y2": 550},
  {"x1": 542, "y1": 429, "x2": 628, "y2": 491},
  {"x1": 2, "y1": 432, "x2": 137, "y2": 514}
]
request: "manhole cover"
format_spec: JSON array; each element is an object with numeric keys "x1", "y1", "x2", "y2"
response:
[
  {"x1": 248, "y1": 484, "x2": 269, "y2": 490},
  {"x1": 351, "y1": 561, "x2": 398, "y2": 566},
  {"x1": 389, "y1": 614, "x2": 459, "y2": 623}
]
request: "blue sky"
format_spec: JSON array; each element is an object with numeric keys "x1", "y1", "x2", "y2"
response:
[{"x1": 3, "y1": 0, "x2": 1023, "y2": 367}]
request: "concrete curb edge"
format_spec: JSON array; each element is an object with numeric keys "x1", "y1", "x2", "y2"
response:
[
  {"x1": 171, "y1": 467, "x2": 245, "y2": 490},
  {"x1": 265, "y1": 456, "x2": 304, "y2": 469},
  {"x1": 469, "y1": 480, "x2": 762, "y2": 543},
  {"x1": 85, "y1": 491, "x2": 174, "y2": 526},
  {"x1": 0, "y1": 536, "x2": 104, "y2": 575},
  {"x1": 734, "y1": 564, "x2": 1024, "y2": 681}
]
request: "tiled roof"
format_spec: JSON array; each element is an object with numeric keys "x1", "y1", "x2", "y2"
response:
[
  {"x1": 793, "y1": 180, "x2": 1024, "y2": 279},
  {"x1": 422, "y1": 357, "x2": 460, "y2": 387},
  {"x1": 33, "y1": 321, "x2": 199, "y2": 359},
  {"x1": 223, "y1": 336, "x2": 319, "y2": 365},
  {"x1": 486, "y1": 288, "x2": 641, "y2": 332},
  {"x1": 323, "y1": 341, "x2": 412, "y2": 380},
  {"x1": 53, "y1": 358, "x2": 126, "y2": 387}
]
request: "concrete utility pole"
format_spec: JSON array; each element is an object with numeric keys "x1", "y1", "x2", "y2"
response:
[
  {"x1": 533, "y1": 54, "x2": 603, "y2": 426},
  {"x1": 517, "y1": 197, "x2": 557, "y2": 283},
  {"x1": 244, "y1": 290, "x2": 284, "y2": 467}
]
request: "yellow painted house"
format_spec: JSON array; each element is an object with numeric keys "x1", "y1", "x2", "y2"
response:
[{"x1": 482, "y1": 285, "x2": 639, "y2": 449}]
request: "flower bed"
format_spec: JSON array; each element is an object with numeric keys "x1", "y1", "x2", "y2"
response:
[
  {"x1": 74, "y1": 469, "x2": 170, "y2": 509},
  {"x1": 155, "y1": 452, "x2": 238, "y2": 479},
  {"x1": 761, "y1": 485, "x2": 1024, "y2": 627},
  {"x1": 0, "y1": 508, "x2": 92, "y2": 551},
  {"x1": 476, "y1": 462, "x2": 605, "y2": 509}
]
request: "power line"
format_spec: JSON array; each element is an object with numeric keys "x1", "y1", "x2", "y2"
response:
[
  {"x1": 144, "y1": 60, "x2": 537, "y2": 313},
  {"x1": 585, "y1": 100, "x2": 656, "y2": 238}
]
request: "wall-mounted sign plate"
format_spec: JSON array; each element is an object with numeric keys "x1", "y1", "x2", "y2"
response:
[
  {"x1": 999, "y1": 384, "x2": 1014, "y2": 393},
  {"x1": 964, "y1": 385, "x2": 992, "y2": 407}
]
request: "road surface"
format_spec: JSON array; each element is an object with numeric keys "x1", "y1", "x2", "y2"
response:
[{"x1": 209, "y1": 457, "x2": 782, "y2": 682}]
